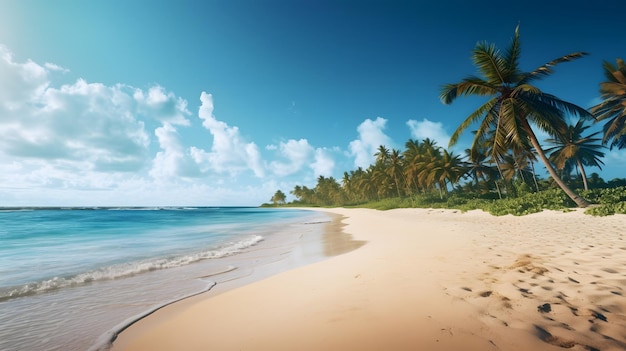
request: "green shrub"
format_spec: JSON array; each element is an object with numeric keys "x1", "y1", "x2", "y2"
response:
[
  {"x1": 581, "y1": 186, "x2": 626, "y2": 205},
  {"x1": 585, "y1": 201, "x2": 626, "y2": 216}
]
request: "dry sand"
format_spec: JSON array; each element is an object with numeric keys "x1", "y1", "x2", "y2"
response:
[{"x1": 112, "y1": 208, "x2": 626, "y2": 351}]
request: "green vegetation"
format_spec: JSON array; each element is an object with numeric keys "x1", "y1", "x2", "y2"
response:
[
  {"x1": 270, "y1": 190, "x2": 286, "y2": 205},
  {"x1": 263, "y1": 175, "x2": 626, "y2": 216},
  {"x1": 264, "y1": 26, "x2": 626, "y2": 217},
  {"x1": 441, "y1": 25, "x2": 592, "y2": 207},
  {"x1": 591, "y1": 58, "x2": 626, "y2": 150}
]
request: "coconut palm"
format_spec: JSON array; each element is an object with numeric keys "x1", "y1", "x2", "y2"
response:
[
  {"x1": 590, "y1": 58, "x2": 626, "y2": 149},
  {"x1": 402, "y1": 139, "x2": 423, "y2": 194},
  {"x1": 545, "y1": 119, "x2": 605, "y2": 191},
  {"x1": 425, "y1": 149, "x2": 466, "y2": 198},
  {"x1": 374, "y1": 145, "x2": 391, "y2": 165},
  {"x1": 440, "y1": 25, "x2": 593, "y2": 207},
  {"x1": 270, "y1": 190, "x2": 286, "y2": 204},
  {"x1": 415, "y1": 140, "x2": 443, "y2": 193},
  {"x1": 386, "y1": 149, "x2": 405, "y2": 197},
  {"x1": 357, "y1": 166, "x2": 378, "y2": 201},
  {"x1": 465, "y1": 146, "x2": 499, "y2": 194}
]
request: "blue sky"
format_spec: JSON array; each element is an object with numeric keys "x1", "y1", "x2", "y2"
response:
[{"x1": 0, "y1": 0, "x2": 624, "y2": 206}]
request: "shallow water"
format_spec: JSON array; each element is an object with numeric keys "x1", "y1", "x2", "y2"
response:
[{"x1": 0, "y1": 207, "x2": 337, "y2": 351}]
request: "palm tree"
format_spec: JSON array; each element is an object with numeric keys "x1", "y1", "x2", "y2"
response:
[
  {"x1": 403, "y1": 139, "x2": 423, "y2": 194},
  {"x1": 356, "y1": 167, "x2": 378, "y2": 201},
  {"x1": 440, "y1": 25, "x2": 593, "y2": 207},
  {"x1": 590, "y1": 58, "x2": 626, "y2": 149},
  {"x1": 545, "y1": 119, "x2": 605, "y2": 191},
  {"x1": 465, "y1": 147, "x2": 499, "y2": 195},
  {"x1": 270, "y1": 190, "x2": 286, "y2": 204},
  {"x1": 428, "y1": 150, "x2": 466, "y2": 198},
  {"x1": 387, "y1": 149, "x2": 405, "y2": 197},
  {"x1": 314, "y1": 176, "x2": 343, "y2": 206},
  {"x1": 374, "y1": 145, "x2": 390, "y2": 165},
  {"x1": 415, "y1": 141, "x2": 443, "y2": 194}
]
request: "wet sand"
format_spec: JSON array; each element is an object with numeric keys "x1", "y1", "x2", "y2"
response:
[{"x1": 112, "y1": 208, "x2": 626, "y2": 351}]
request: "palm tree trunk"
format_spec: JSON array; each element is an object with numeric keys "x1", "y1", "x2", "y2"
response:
[
  {"x1": 523, "y1": 121, "x2": 590, "y2": 207},
  {"x1": 576, "y1": 159, "x2": 589, "y2": 191},
  {"x1": 493, "y1": 177, "x2": 502, "y2": 199},
  {"x1": 394, "y1": 176, "x2": 402, "y2": 198},
  {"x1": 494, "y1": 160, "x2": 508, "y2": 197},
  {"x1": 529, "y1": 160, "x2": 540, "y2": 192}
]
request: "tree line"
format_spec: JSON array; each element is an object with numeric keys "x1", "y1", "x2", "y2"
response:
[{"x1": 268, "y1": 26, "x2": 626, "y2": 209}]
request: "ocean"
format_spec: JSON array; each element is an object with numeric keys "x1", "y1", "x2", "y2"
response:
[{"x1": 0, "y1": 207, "x2": 333, "y2": 351}]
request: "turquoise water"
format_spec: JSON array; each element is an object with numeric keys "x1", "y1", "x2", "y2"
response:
[{"x1": 0, "y1": 207, "x2": 328, "y2": 351}]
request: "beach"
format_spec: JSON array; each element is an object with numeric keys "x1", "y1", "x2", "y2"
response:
[
  {"x1": 0, "y1": 208, "x2": 340, "y2": 351},
  {"x1": 112, "y1": 208, "x2": 626, "y2": 351}
]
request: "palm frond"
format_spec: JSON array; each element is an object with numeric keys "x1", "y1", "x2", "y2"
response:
[
  {"x1": 449, "y1": 98, "x2": 497, "y2": 147},
  {"x1": 601, "y1": 59, "x2": 626, "y2": 84},
  {"x1": 602, "y1": 113, "x2": 626, "y2": 149},
  {"x1": 599, "y1": 82, "x2": 626, "y2": 96},
  {"x1": 503, "y1": 24, "x2": 522, "y2": 81},
  {"x1": 440, "y1": 77, "x2": 495, "y2": 104},
  {"x1": 521, "y1": 52, "x2": 588, "y2": 83},
  {"x1": 473, "y1": 42, "x2": 509, "y2": 84}
]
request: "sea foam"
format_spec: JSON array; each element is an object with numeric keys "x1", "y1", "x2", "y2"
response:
[{"x1": 0, "y1": 235, "x2": 263, "y2": 301}]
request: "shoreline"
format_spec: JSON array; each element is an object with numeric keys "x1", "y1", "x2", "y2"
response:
[
  {"x1": 112, "y1": 208, "x2": 626, "y2": 351},
  {"x1": 95, "y1": 210, "x2": 357, "y2": 351}
]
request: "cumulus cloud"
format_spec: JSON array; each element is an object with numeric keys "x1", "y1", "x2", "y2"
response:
[
  {"x1": 0, "y1": 45, "x2": 49, "y2": 109},
  {"x1": 150, "y1": 123, "x2": 201, "y2": 180},
  {"x1": 0, "y1": 44, "x2": 346, "y2": 206},
  {"x1": 268, "y1": 139, "x2": 314, "y2": 176},
  {"x1": 348, "y1": 117, "x2": 392, "y2": 168},
  {"x1": 311, "y1": 148, "x2": 335, "y2": 177},
  {"x1": 0, "y1": 45, "x2": 213, "y2": 196},
  {"x1": 193, "y1": 92, "x2": 264, "y2": 177},
  {"x1": 0, "y1": 48, "x2": 152, "y2": 173},
  {"x1": 134, "y1": 85, "x2": 191, "y2": 126},
  {"x1": 406, "y1": 118, "x2": 451, "y2": 148}
]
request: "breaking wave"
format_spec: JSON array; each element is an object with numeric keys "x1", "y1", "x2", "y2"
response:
[{"x1": 0, "y1": 235, "x2": 263, "y2": 302}]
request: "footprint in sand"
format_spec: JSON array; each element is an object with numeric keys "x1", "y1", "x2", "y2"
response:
[{"x1": 534, "y1": 325, "x2": 577, "y2": 349}]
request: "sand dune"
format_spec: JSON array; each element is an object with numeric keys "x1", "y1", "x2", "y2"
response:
[{"x1": 113, "y1": 208, "x2": 626, "y2": 351}]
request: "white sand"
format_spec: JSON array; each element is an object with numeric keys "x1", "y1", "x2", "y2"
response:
[{"x1": 112, "y1": 208, "x2": 626, "y2": 351}]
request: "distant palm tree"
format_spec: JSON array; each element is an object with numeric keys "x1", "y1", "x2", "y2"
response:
[
  {"x1": 416, "y1": 140, "x2": 443, "y2": 193},
  {"x1": 270, "y1": 190, "x2": 286, "y2": 204},
  {"x1": 374, "y1": 145, "x2": 390, "y2": 165},
  {"x1": 358, "y1": 167, "x2": 378, "y2": 201},
  {"x1": 440, "y1": 25, "x2": 593, "y2": 207},
  {"x1": 590, "y1": 58, "x2": 626, "y2": 149},
  {"x1": 426, "y1": 149, "x2": 465, "y2": 198},
  {"x1": 387, "y1": 149, "x2": 405, "y2": 197},
  {"x1": 465, "y1": 147, "x2": 499, "y2": 194},
  {"x1": 545, "y1": 119, "x2": 605, "y2": 191},
  {"x1": 403, "y1": 139, "x2": 423, "y2": 194}
]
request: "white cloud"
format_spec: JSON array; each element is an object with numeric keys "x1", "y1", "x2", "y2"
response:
[
  {"x1": 134, "y1": 85, "x2": 191, "y2": 126},
  {"x1": 406, "y1": 118, "x2": 451, "y2": 148},
  {"x1": 0, "y1": 64, "x2": 151, "y2": 173},
  {"x1": 150, "y1": 123, "x2": 201, "y2": 180},
  {"x1": 0, "y1": 44, "x2": 343, "y2": 206},
  {"x1": 311, "y1": 148, "x2": 335, "y2": 177},
  {"x1": 44, "y1": 62, "x2": 69, "y2": 73},
  {"x1": 194, "y1": 92, "x2": 265, "y2": 177},
  {"x1": 348, "y1": 117, "x2": 392, "y2": 168},
  {"x1": 0, "y1": 45, "x2": 49, "y2": 110},
  {"x1": 0, "y1": 45, "x2": 212, "y2": 203},
  {"x1": 269, "y1": 139, "x2": 314, "y2": 176}
]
